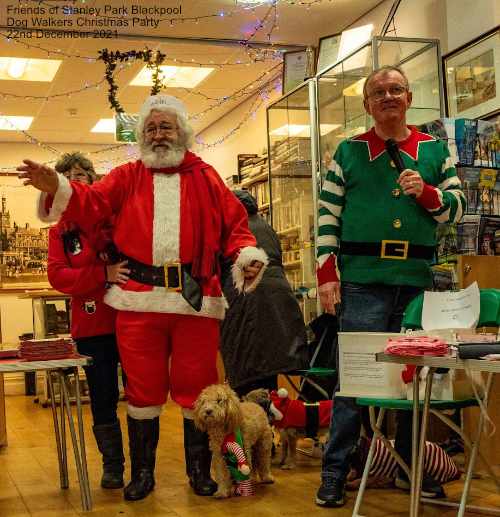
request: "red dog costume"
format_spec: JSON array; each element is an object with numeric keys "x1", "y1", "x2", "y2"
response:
[{"x1": 270, "y1": 388, "x2": 332, "y2": 431}]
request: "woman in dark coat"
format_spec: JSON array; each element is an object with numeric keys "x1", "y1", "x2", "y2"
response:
[{"x1": 221, "y1": 190, "x2": 308, "y2": 397}]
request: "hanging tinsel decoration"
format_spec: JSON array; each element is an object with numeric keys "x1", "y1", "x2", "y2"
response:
[{"x1": 98, "y1": 48, "x2": 166, "y2": 113}]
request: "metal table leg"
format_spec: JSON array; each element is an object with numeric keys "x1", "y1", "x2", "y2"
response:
[
  {"x1": 59, "y1": 370, "x2": 92, "y2": 511},
  {"x1": 410, "y1": 366, "x2": 421, "y2": 517},
  {"x1": 413, "y1": 367, "x2": 435, "y2": 517},
  {"x1": 73, "y1": 367, "x2": 92, "y2": 508},
  {"x1": 47, "y1": 370, "x2": 68, "y2": 489},
  {"x1": 458, "y1": 372, "x2": 494, "y2": 517}
]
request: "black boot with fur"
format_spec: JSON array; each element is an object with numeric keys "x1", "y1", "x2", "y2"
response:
[
  {"x1": 93, "y1": 421, "x2": 125, "y2": 489},
  {"x1": 124, "y1": 415, "x2": 159, "y2": 501},
  {"x1": 183, "y1": 418, "x2": 217, "y2": 496}
]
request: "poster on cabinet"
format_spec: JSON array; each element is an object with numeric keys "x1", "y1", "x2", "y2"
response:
[{"x1": 0, "y1": 175, "x2": 50, "y2": 290}]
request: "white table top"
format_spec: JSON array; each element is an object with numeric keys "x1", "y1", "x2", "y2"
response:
[
  {"x1": 376, "y1": 352, "x2": 500, "y2": 373},
  {"x1": 0, "y1": 356, "x2": 91, "y2": 373}
]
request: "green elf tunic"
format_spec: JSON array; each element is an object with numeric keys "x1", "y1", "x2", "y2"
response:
[{"x1": 316, "y1": 126, "x2": 466, "y2": 287}]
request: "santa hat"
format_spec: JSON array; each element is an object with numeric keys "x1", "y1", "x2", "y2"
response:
[{"x1": 135, "y1": 94, "x2": 193, "y2": 147}]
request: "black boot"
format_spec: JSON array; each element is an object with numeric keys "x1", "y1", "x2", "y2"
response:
[
  {"x1": 93, "y1": 421, "x2": 125, "y2": 489},
  {"x1": 124, "y1": 415, "x2": 159, "y2": 501},
  {"x1": 183, "y1": 418, "x2": 217, "y2": 496}
]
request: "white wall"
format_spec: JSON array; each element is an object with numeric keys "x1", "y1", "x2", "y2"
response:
[
  {"x1": 445, "y1": 0, "x2": 499, "y2": 53},
  {"x1": 0, "y1": 294, "x2": 34, "y2": 344}
]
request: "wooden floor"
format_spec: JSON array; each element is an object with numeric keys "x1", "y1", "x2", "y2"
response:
[{"x1": 1, "y1": 395, "x2": 500, "y2": 516}]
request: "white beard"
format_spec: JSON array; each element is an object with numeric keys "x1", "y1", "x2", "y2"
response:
[{"x1": 140, "y1": 142, "x2": 186, "y2": 169}]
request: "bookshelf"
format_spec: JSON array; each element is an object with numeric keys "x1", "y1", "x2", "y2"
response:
[{"x1": 234, "y1": 153, "x2": 271, "y2": 222}]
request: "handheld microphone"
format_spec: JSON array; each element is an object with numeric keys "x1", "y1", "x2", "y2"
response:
[
  {"x1": 385, "y1": 138, "x2": 405, "y2": 173},
  {"x1": 385, "y1": 138, "x2": 415, "y2": 198}
]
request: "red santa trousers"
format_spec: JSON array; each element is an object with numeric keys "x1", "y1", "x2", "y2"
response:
[{"x1": 116, "y1": 311, "x2": 219, "y2": 409}]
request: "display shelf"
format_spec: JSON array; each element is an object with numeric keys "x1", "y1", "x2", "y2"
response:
[
  {"x1": 277, "y1": 225, "x2": 301, "y2": 237},
  {"x1": 283, "y1": 260, "x2": 302, "y2": 269}
]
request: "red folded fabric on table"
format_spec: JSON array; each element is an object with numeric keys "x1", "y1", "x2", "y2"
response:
[
  {"x1": 385, "y1": 336, "x2": 449, "y2": 357},
  {"x1": 18, "y1": 338, "x2": 76, "y2": 361}
]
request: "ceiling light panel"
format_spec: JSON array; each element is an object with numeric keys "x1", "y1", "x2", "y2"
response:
[
  {"x1": 0, "y1": 58, "x2": 61, "y2": 82},
  {"x1": 0, "y1": 116, "x2": 34, "y2": 130},
  {"x1": 130, "y1": 65, "x2": 214, "y2": 88},
  {"x1": 91, "y1": 119, "x2": 115, "y2": 133}
]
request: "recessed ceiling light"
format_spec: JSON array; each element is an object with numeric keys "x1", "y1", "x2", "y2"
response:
[
  {"x1": 130, "y1": 65, "x2": 214, "y2": 88},
  {"x1": 0, "y1": 116, "x2": 34, "y2": 131},
  {"x1": 91, "y1": 119, "x2": 115, "y2": 133},
  {"x1": 0, "y1": 57, "x2": 61, "y2": 82}
]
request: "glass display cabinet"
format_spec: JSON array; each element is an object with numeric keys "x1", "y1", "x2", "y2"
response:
[
  {"x1": 317, "y1": 36, "x2": 444, "y2": 181},
  {"x1": 266, "y1": 37, "x2": 444, "y2": 323},
  {"x1": 266, "y1": 79, "x2": 320, "y2": 324}
]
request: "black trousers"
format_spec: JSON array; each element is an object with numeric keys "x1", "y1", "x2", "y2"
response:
[{"x1": 76, "y1": 334, "x2": 121, "y2": 425}]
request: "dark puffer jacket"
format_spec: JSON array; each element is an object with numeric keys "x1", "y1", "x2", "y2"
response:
[{"x1": 220, "y1": 190, "x2": 308, "y2": 390}]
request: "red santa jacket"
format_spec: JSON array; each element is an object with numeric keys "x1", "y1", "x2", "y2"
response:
[
  {"x1": 39, "y1": 152, "x2": 263, "y2": 320},
  {"x1": 270, "y1": 390, "x2": 332, "y2": 429},
  {"x1": 47, "y1": 221, "x2": 116, "y2": 339}
]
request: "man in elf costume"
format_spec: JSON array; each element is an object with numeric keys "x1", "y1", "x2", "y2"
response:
[
  {"x1": 18, "y1": 95, "x2": 267, "y2": 501},
  {"x1": 315, "y1": 65, "x2": 466, "y2": 507}
]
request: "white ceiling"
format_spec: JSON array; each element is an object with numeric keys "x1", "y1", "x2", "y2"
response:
[{"x1": 0, "y1": 0, "x2": 383, "y2": 145}]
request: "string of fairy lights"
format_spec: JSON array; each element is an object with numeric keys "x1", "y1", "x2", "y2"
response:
[
  {"x1": 0, "y1": 0, "x2": 333, "y2": 164},
  {"x1": 0, "y1": 65, "x2": 282, "y2": 172}
]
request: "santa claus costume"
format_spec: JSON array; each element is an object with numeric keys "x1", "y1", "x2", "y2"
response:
[{"x1": 38, "y1": 95, "x2": 267, "y2": 501}]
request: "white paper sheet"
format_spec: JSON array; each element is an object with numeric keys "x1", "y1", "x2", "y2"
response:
[{"x1": 422, "y1": 282, "x2": 480, "y2": 330}]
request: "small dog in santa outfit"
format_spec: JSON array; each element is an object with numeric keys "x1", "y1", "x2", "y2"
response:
[
  {"x1": 245, "y1": 388, "x2": 332, "y2": 470},
  {"x1": 193, "y1": 384, "x2": 274, "y2": 498}
]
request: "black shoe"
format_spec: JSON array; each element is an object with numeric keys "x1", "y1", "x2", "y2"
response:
[
  {"x1": 442, "y1": 438, "x2": 465, "y2": 456},
  {"x1": 123, "y1": 416, "x2": 159, "y2": 501},
  {"x1": 124, "y1": 470, "x2": 155, "y2": 501},
  {"x1": 93, "y1": 421, "x2": 125, "y2": 489},
  {"x1": 183, "y1": 418, "x2": 217, "y2": 496},
  {"x1": 315, "y1": 478, "x2": 346, "y2": 507},
  {"x1": 395, "y1": 474, "x2": 446, "y2": 499}
]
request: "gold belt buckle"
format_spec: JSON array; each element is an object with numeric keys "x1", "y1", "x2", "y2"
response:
[
  {"x1": 163, "y1": 261, "x2": 183, "y2": 292},
  {"x1": 380, "y1": 240, "x2": 409, "y2": 260}
]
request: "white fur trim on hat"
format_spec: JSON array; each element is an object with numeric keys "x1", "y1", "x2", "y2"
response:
[
  {"x1": 139, "y1": 95, "x2": 187, "y2": 123},
  {"x1": 231, "y1": 246, "x2": 269, "y2": 293},
  {"x1": 37, "y1": 173, "x2": 72, "y2": 223}
]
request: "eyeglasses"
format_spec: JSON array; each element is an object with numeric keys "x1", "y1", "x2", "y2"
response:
[
  {"x1": 145, "y1": 124, "x2": 178, "y2": 137},
  {"x1": 366, "y1": 85, "x2": 407, "y2": 102}
]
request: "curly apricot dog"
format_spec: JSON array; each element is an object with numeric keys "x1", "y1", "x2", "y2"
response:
[{"x1": 193, "y1": 384, "x2": 274, "y2": 498}]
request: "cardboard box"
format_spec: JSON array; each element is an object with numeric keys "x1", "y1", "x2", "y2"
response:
[{"x1": 337, "y1": 332, "x2": 405, "y2": 399}]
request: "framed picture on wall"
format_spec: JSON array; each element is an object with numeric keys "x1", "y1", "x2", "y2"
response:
[
  {"x1": 316, "y1": 33, "x2": 341, "y2": 74},
  {"x1": 443, "y1": 27, "x2": 500, "y2": 119},
  {"x1": 0, "y1": 174, "x2": 50, "y2": 290},
  {"x1": 282, "y1": 48, "x2": 315, "y2": 94}
]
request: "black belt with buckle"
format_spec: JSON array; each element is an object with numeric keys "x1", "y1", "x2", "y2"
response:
[
  {"x1": 123, "y1": 254, "x2": 185, "y2": 289},
  {"x1": 119, "y1": 253, "x2": 203, "y2": 312},
  {"x1": 340, "y1": 240, "x2": 435, "y2": 260}
]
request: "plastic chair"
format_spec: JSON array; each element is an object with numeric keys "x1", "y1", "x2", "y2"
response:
[
  {"x1": 352, "y1": 397, "x2": 500, "y2": 517},
  {"x1": 284, "y1": 313, "x2": 337, "y2": 402},
  {"x1": 402, "y1": 288, "x2": 500, "y2": 330}
]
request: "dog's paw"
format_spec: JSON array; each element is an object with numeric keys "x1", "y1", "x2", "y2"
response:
[
  {"x1": 280, "y1": 463, "x2": 295, "y2": 470},
  {"x1": 213, "y1": 489, "x2": 231, "y2": 498},
  {"x1": 260, "y1": 475, "x2": 275, "y2": 484}
]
